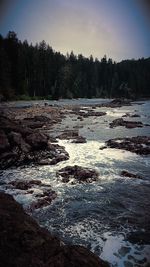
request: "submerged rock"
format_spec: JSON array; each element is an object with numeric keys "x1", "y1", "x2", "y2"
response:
[
  {"x1": 0, "y1": 192, "x2": 109, "y2": 267},
  {"x1": 30, "y1": 189, "x2": 57, "y2": 210},
  {"x1": 106, "y1": 136, "x2": 150, "y2": 155},
  {"x1": 72, "y1": 110, "x2": 106, "y2": 118},
  {"x1": 131, "y1": 114, "x2": 140, "y2": 118},
  {"x1": 57, "y1": 165, "x2": 99, "y2": 183},
  {"x1": 9, "y1": 179, "x2": 42, "y2": 190},
  {"x1": 121, "y1": 171, "x2": 142, "y2": 179},
  {"x1": 83, "y1": 111, "x2": 106, "y2": 118}
]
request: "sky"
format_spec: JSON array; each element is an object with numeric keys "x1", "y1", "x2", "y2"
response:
[{"x1": 0, "y1": 0, "x2": 150, "y2": 61}]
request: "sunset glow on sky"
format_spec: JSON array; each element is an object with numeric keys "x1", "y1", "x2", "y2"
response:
[{"x1": 0, "y1": 0, "x2": 149, "y2": 61}]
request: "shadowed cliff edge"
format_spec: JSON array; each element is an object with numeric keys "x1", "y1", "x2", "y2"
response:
[{"x1": 0, "y1": 192, "x2": 109, "y2": 267}]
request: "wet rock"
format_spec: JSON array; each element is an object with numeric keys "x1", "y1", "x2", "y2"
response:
[
  {"x1": 73, "y1": 110, "x2": 106, "y2": 118},
  {"x1": 77, "y1": 116, "x2": 84, "y2": 121},
  {"x1": 48, "y1": 136, "x2": 58, "y2": 143},
  {"x1": 0, "y1": 130, "x2": 10, "y2": 152},
  {"x1": 122, "y1": 113, "x2": 130, "y2": 118},
  {"x1": 122, "y1": 113, "x2": 140, "y2": 118},
  {"x1": 99, "y1": 146, "x2": 107, "y2": 150},
  {"x1": 0, "y1": 115, "x2": 32, "y2": 136},
  {"x1": 121, "y1": 171, "x2": 142, "y2": 179},
  {"x1": 0, "y1": 192, "x2": 109, "y2": 267},
  {"x1": 110, "y1": 118, "x2": 144, "y2": 128},
  {"x1": 106, "y1": 136, "x2": 150, "y2": 155},
  {"x1": 95, "y1": 99, "x2": 132, "y2": 108},
  {"x1": 50, "y1": 154, "x2": 69, "y2": 165},
  {"x1": 21, "y1": 116, "x2": 52, "y2": 129},
  {"x1": 8, "y1": 131, "x2": 31, "y2": 153},
  {"x1": 31, "y1": 190, "x2": 57, "y2": 210},
  {"x1": 57, "y1": 130, "x2": 79, "y2": 140},
  {"x1": 83, "y1": 111, "x2": 106, "y2": 118},
  {"x1": 130, "y1": 114, "x2": 140, "y2": 118},
  {"x1": 57, "y1": 165, "x2": 99, "y2": 183},
  {"x1": 30, "y1": 196, "x2": 54, "y2": 209},
  {"x1": 71, "y1": 136, "x2": 87, "y2": 143},
  {"x1": 0, "y1": 151, "x2": 20, "y2": 169},
  {"x1": 26, "y1": 132, "x2": 49, "y2": 150},
  {"x1": 9, "y1": 179, "x2": 42, "y2": 190},
  {"x1": 57, "y1": 130, "x2": 86, "y2": 143},
  {"x1": 127, "y1": 231, "x2": 150, "y2": 245},
  {"x1": 107, "y1": 99, "x2": 131, "y2": 107}
]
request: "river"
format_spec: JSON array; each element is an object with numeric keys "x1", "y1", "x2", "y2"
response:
[{"x1": 0, "y1": 99, "x2": 150, "y2": 267}]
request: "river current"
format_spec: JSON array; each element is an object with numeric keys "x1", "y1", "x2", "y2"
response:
[{"x1": 0, "y1": 99, "x2": 150, "y2": 267}]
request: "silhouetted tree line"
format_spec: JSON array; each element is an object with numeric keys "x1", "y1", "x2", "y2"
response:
[{"x1": 0, "y1": 31, "x2": 150, "y2": 100}]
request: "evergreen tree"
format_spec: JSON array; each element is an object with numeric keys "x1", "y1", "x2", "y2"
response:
[{"x1": 0, "y1": 31, "x2": 149, "y2": 100}]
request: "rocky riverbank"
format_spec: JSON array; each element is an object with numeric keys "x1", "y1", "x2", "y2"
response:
[{"x1": 0, "y1": 106, "x2": 69, "y2": 169}]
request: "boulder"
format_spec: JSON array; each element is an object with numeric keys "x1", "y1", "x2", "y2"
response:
[
  {"x1": 106, "y1": 136, "x2": 150, "y2": 155},
  {"x1": 57, "y1": 165, "x2": 99, "y2": 183},
  {"x1": 110, "y1": 118, "x2": 143, "y2": 128},
  {"x1": 57, "y1": 130, "x2": 79, "y2": 140}
]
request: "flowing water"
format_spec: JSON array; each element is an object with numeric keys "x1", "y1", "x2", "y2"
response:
[{"x1": 0, "y1": 99, "x2": 150, "y2": 267}]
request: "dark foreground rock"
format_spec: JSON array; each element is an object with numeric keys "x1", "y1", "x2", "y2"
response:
[
  {"x1": 0, "y1": 115, "x2": 69, "y2": 169},
  {"x1": 105, "y1": 136, "x2": 150, "y2": 155},
  {"x1": 0, "y1": 192, "x2": 109, "y2": 267},
  {"x1": 110, "y1": 118, "x2": 144, "y2": 128},
  {"x1": 57, "y1": 165, "x2": 99, "y2": 183}
]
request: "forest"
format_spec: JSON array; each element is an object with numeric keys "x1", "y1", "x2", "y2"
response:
[{"x1": 0, "y1": 31, "x2": 150, "y2": 101}]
